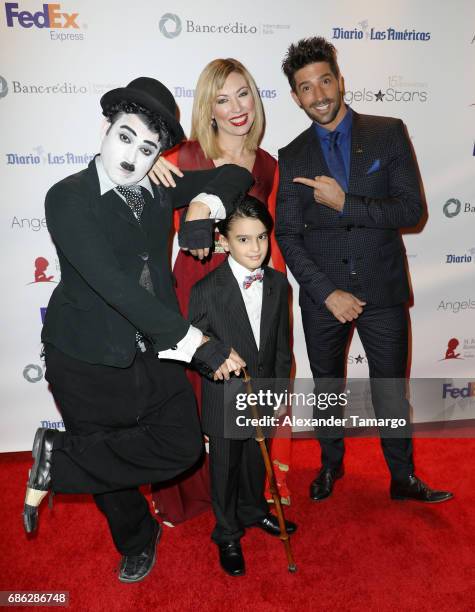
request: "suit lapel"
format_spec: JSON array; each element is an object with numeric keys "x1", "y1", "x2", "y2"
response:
[
  {"x1": 217, "y1": 261, "x2": 258, "y2": 352},
  {"x1": 348, "y1": 111, "x2": 370, "y2": 193},
  {"x1": 259, "y1": 268, "x2": 275, "y2": 356},
  {"x1": 141, "y1": 185, "x2": 169, "y2": 239},
  {"x1": 85, "y1": 159, "x2": 144, "y2": 230},
  {"x1": 304, "y1": 124, "x2": 330, "y2": 176},
  {"x1": 100, "y1": 191, "x2": 143, "y2": 229},
  {"x1": 305, "y1": 112, "x2": 371, "y2": 191}
]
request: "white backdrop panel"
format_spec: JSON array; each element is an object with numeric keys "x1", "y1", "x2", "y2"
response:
[{"x1": 1, "y1": 0, "x2": 474, "y2": 450}]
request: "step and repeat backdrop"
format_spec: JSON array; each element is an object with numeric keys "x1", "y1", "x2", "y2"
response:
[{"x1": 1, "y1": 0, "x2": 474, "y2": 451}]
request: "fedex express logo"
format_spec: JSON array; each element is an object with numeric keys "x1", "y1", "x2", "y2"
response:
[
  {"x1": 442, "y1": 382, "x2": 475, "y2": 399},
  {"x1": 5, "y1": 3, "x2": 79, "y2": 28}
]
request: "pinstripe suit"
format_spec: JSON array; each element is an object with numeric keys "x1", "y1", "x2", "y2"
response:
[
  {"x1": 276, "y1": 111, "x2": 422, "y2": 478},
  {"x1": 189, "y1": 260, "x2": 291, "y2": 542}
]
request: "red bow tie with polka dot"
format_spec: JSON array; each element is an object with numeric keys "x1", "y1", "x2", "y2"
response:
[{"x1": 243, "y1": 271, "x2": 264, "y2": 289}]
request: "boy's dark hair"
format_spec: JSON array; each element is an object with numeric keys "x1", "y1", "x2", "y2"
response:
[
  {"x1": 102, "y1": 100, "x2": 174, "y2": 152},
  {"x1": 282, "y1": 37, "x2": 339, "y2": 91},
  {"x1": 218, "y1": 195, "x2": 273, "y2": 237}
]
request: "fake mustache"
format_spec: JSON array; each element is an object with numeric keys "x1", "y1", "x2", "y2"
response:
[{"x1": 120, "y1": 161, "x2": 135, "y2": 172}]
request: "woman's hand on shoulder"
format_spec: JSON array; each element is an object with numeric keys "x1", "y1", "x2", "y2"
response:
[{"x1": 149, "y1": 156, "x2": 184, "y2": 187}]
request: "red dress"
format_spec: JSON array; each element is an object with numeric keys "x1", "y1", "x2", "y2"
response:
[{"x1": 151, "y1": 141, "x2": 290, "y2": 524}]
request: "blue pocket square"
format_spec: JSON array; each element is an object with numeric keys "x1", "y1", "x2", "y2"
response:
[{"x1": 367, "y1": 159, "x2": 381, "y2": 174}]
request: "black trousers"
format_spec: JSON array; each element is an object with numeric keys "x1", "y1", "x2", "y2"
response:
[
  {"x1": 44, "y1": 344, "x2": 203, "y2": 555},
  {"x1": 208, "y1": 436, "x2": 268, "y2": 544},
  {"x1": 301, "y1": 300, "x2": 414, "y2": 481}
]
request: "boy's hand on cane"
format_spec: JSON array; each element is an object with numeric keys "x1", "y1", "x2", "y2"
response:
[{"x1": 213, "y1": 348, "x2": 246, "y2": 381}]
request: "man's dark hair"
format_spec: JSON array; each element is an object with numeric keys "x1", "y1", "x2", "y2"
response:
[
  {"x1": 102, "y1": 100, "x2": 173, "y2": 152},
  {"x1": 282, "y1": 37, "x2": 339, "y2": 91},
  {"x1": 218, "y1": 195, "x2": 274, "y2": 237}
]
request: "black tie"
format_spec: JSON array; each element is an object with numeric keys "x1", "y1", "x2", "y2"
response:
[
  {"x1": 116, "y1": 185, "x2": 145, "y2": 222},
  {"x1": 326, "y1": 131, "x2": 348, "y2": 193}
]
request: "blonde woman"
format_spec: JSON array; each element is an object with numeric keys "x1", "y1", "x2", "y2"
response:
[{"x1": 150, "y1": 59, "x2": 291, "y2": 525}]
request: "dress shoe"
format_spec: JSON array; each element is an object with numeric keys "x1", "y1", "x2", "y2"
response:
[
  {"x1": 23, "y1": 427, "x2": 61, "y2": 533},
  {"x1": 118, "y1": 520, "x2": 162, "y2": 583},
  {"x1": 309, "y1": 465, "x2": 344, "y2": 501},
  {"x1": 250, "y1": 513, "x2": 297, "y2": 537},
  {"x1": 218, "y1": 541, "x2": 245, "y2": 576},
  {"x1": 390, "y1": 475, "x2": 453, "y2": 503}
]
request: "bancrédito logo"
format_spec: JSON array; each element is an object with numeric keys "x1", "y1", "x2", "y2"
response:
[
  {"x1": 5, "y1": 2, "x2": 85, "y2": 41},
  {"x1": 6, "y1": 80, "x2": 88, "y2": 95},
  {"x1": 23, "y1": 364, "x2": 43, "y2": 383},
  {"x1": 332, "y1": 19, "x2": 430, "y2": 42},
  {"x1": 0, "y1": 76, "x2": 8, "y2": 99},
  {"x1": 444, "y1": 198, "x2": 462, "y2": 218},
  {"x1": 159, "y1": 13, "x2": 182, "y2": 38},
  {"x1": 443, "y1": 198, "x2": 474, "y2": 218},
  {"x1": 158, "y1": 12, "x2": 285, "y2": 37}
]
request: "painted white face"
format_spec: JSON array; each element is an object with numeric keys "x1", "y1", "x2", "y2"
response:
[{"x1": 100, "y1": 113, "x2": 160, "y2": 186}]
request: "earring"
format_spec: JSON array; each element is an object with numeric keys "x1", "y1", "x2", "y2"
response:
[{"x1": 211, "y1": 118, "x2": 217, "y2": 130}]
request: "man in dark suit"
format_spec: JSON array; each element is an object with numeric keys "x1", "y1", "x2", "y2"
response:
[
  {"x1": 276, "y1": 37, "x2": 452, "y2": 503},
  {"x1": 189, "y1": 196, "x2": 296, "y2": 576},
  {"x1": 22, "y1": 77, "x2": 253, "y2": 583}
]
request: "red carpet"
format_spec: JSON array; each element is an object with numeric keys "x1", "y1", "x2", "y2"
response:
[{"x1": 0, "y1": 438, "x2": 473, "y2": 612}]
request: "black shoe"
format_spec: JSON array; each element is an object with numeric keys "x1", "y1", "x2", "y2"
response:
[
  {"x1": 309, "y1": 465, "x2": 344, "y2": 501},
  {"x1": 250, "y1": 513, "x2": 297, "y2": 537},
  {"x1": 390, "y1": 475, "x2": 453, "y2": 503},
  {"x1": 218, "y1": 541, "x2": 245, "y2": 576},
  {"x1": 118, "y1": 521, "x2": 162, "y2": 583},
  {"x1": 23, "y1": 428, "x2": 60, "y2": 534}
]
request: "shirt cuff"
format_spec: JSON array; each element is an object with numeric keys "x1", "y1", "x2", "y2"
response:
[
  {"x1": 190, "y1": 193, "x2": 226, "y2": 220},
  {"x1": 157, "y1": 325, "x2": 203, "y2": 363},
  {"x1": 338, "y1": 194, "x2": 347, "y2": 216}
]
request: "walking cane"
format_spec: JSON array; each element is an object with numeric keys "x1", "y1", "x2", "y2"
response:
[{"x1": 242, "y1": 367, "x2": 297, "y2": 573}]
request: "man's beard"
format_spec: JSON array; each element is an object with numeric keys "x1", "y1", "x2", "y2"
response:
[{"x1": 305, "y1": 94, "x2": 342, "y2": 126}]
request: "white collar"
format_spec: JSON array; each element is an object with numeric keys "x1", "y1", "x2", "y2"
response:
[
  {"x1": 228, "y1": 255, "x2": 263, "y2": 285},
  {"x1": 95, "y1": 155, "x2": 154, "y2": 198}
]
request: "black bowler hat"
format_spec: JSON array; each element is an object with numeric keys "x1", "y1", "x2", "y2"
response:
[{"x1": 100, "y1": 77, "x2": 185, "y2": 143}]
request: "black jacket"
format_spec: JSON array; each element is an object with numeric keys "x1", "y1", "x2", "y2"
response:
[
  {"x1": 189, "y1": 260, "x2": 291, "y2": 437},
  {"x1": 41, "y1": 157, "x2": 253, "y2": 366},
  {"x1": 276, "y1": 112, "x2": 423, "y2": 309}
]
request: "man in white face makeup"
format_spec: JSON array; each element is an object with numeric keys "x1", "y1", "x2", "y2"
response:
[
  {"x1": 22, "y1": 77, "x2": 253, "y2": 583},
  {"x1": 100, "y1": 113, "x2": 161, "y2": 186}
]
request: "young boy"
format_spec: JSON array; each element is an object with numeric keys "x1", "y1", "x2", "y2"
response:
[{"x1": 189, "y1": 196, "x2": 296, "y2": 576}]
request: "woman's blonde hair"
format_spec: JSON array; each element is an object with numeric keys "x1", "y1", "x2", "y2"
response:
[{"x1": 190, "y1": 58, "x2": 265, "y2": 159}]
